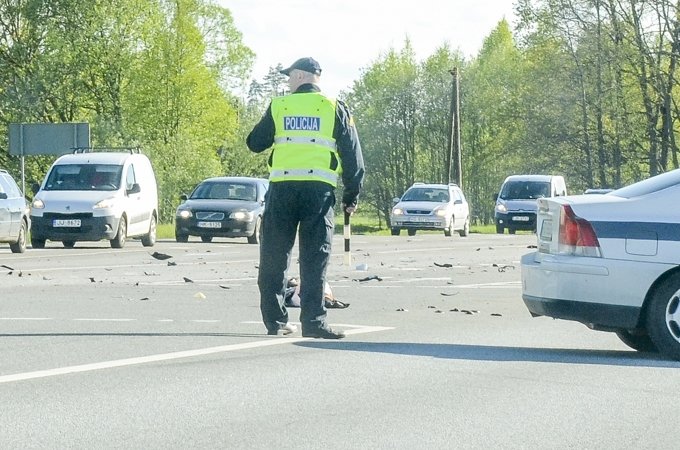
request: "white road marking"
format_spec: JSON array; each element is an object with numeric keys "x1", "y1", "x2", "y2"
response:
[
  {"x1": 72, "y1": 318, "x2": 136, "y2": 322},
  {"x1": 0, "y1": 324, "x2": 393, "y2": 384}
]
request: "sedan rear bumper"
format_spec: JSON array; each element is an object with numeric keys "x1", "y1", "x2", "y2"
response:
[{"x1": 520, "y1": 252, "x2": 655, "y2": 329}]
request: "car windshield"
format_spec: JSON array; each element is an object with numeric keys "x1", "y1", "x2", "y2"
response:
[
  {"x1": 191, "y1": 182, "x2": 257, "y2": 201},
  {"x1": 612, "y1": 168, "x2": 680, "y2": 199},
  {"x1": 500, "y1": 181, "x2": 550, "y2": 200},
  {"x1": 43, "y1": 164, "x2": 122, "y2": 191},
  {"x1": 402, "y1": 188, "x2": 449, "y2": 202}
]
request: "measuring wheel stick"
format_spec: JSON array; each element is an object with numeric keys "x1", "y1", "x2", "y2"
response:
[{"x1": 344, "y1": 211, "x2": 351, "y2": 266}]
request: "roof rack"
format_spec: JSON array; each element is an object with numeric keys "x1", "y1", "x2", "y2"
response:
[{"x1": 71, "y1": 147, "x2": 142, "y2": 154}]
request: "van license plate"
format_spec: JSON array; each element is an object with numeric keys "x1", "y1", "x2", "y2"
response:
[
  {"x1": 198, "y1": 221, "x2": 221, "y2": 229},
  {"x1": 53, "y1": 219, "x2": 81, "y2": 227},
  {"x1": 512, "y1": 216, "x2": 530, "y2": 222}
]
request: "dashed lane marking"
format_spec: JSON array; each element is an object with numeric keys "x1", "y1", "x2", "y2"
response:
[{"x1": 0, "y1": 323, "x2": 394, "y2": 384}]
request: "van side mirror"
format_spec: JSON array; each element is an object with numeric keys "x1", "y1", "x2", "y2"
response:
[
  {"x1": 0, "y1": 192, "x2": 7, "y2": 200},
  {"x1": 31, "y1": 183, "x2": 40, "y2": 195},
  {"x1": 492, "y1": 193, "x2": 499, "y2": 201},
  {"x1": 127, "y1": 183, "x2": 141, "y2": 195},
  {"x1": 180, "y1": 194, "x2": 188, "y2": 201}
]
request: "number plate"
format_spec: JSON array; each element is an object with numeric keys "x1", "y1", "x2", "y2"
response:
[
  {"x1": 53, "y1": 219, "x2": 81, "y2": 227},
  {"x1": 197, "y1": 221, "x2": 221, "y2": 229},
  {"x1": 539, "y1": 220, "x2": 553, "y2": 241},
  {"x1": 512, "y1": 216, "x2": 530, "y2": 222}
]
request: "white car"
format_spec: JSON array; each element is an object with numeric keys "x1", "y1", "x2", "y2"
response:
[
  {"x1": 390, "y1": 182, "x2": 470, "y2": 237},
  {"x1": 521, "y1": 168, "x2": 680, "y2": 360}
]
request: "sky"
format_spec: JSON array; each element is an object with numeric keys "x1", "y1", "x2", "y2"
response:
[{"x1": 219, "y1": 0, "x2": 518, "y2": 97}]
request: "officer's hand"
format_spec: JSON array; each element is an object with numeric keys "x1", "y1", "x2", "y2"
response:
[{"x1": 342, "y1": 203, "x2": 357, "y2": 215}]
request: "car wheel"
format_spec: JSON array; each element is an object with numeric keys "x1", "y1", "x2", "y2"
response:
[
  {"x1": 458, "y1": 218, "x2": 470, "y2": 237},
  {"x1": 176, "y1": 233, "x2": 189, "y2": 243},
  {"x1": 31, "y1": 237, "x2": 46, "y2": 249},
  {"x1": 201, "y1": 236, "x2": 213, "y2": 243},
  {"x1": 247, "y1": 217, "x2": 261, "y2": 244},
  {"x1": 407, "y1": 229, "x2": 416, "y2": 237},
  {"x1": 391, "y1": 228, "x2": 400, "y2": 236},
  {"x1": 444, "y1": 220, "x2": 453, "y2": 237},
  {"x1": 110, "y1": 216, "x2": 127, "y2": 249},
  {"x1": 615, "y1": 330, "x2": 658, "y2": 353},
  {"x1": 10, "y1": 220, "x2": 27, "y2": 253},
  {"x1": 508, "y1": 228, "x2": 516, "y2": 235},
  {"x1": 496, "y1": 224, "x2": 504, "y2": 234},
  {"x1": 141, "y1": 215, "x2": 157, "y2": 247},
  {"x1": 63, "y1": 240, "x2": 76, "y2": 248},
  {"x1": 646, "y1": 272, "x2": 680, "y2": 360}
]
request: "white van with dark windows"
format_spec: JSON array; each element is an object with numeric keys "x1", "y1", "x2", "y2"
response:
[
  {"x1": 493, "y1": 175, "x2": 567, "y2": 234},
  {"x1": 30, "y1": 149, "x2": 158, "y2": 249}
]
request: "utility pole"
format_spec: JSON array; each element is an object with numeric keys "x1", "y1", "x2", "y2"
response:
[{"x1": 447, "y1": 67, "x2": 462, "y2": 186}]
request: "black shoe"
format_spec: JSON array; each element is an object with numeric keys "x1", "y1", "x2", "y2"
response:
[{"x1": 302, "y1": 327, "x2": 345, "y2": 339}]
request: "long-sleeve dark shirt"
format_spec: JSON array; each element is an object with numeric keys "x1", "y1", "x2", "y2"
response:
[{"x1": 246, "y1": 84, "x2": 365, "y2": 207}]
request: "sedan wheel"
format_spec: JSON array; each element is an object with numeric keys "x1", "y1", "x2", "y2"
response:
[
  {"x1": 247, "y1": 217, "x2": 261, "y2": 244},
  {"x1": 10, "y1": 220, "x2": 27, "y2": 253},
  {"x1": 615, "y1": 330, "x2": 657, "y2": 353},
  {"x1": 201, "y1": 236, "x2": 213, "y2": 243},
  {"x1": 646, "y1": 272, "x2": 680, "y2": 360}
]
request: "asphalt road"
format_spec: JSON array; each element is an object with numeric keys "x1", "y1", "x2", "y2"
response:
[{"x1": 1, "y1": 233, "x2": 678, "y2": 449}]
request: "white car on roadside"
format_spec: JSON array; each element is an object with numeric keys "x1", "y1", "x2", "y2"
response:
[{"x1": 521, "y1": 168, "x2": 680, "y2": 360}]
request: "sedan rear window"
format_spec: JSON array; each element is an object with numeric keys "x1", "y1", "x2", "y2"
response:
[{"x1": 612, "y1": 169, "x2": 680, "y2": 199}]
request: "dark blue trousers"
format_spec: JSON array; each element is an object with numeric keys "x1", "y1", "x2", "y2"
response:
[{"x1": 258, "y1": 181, "x2": 335, "y2": 333}]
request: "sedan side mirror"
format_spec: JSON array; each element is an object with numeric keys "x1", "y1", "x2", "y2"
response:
[
  {"x1": 392, "y1": 197, "x2": 400, "y2": 204},
  {"x1": 180, "y1": 194, "x2": 188, "y2": 201}
]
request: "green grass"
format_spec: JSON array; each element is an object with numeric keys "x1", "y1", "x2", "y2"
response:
[{"x1": 156, "y1": 216, "x2": 502, "y2": 240}]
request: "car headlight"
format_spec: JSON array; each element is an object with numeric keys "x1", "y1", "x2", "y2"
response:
[
  {"x1": 392, "y1": 208, "x2": 404, "y2": 216},
  {"x1": 177, "y1": 209, "x2": 192, "y2": 219},
  {"x1": 496, "y1": 204, "x2": 507, "y2": 213},
  {"x1": 32, "y1": 199, "x2": 44, "y2": 209},
  {"x1": 230, "y1": 211, "x2": 254, "y2": 221},
  {"x1": 434, "y1": 207, "x2": 448, "y2": 217},
  {"x1": 94, "y1": 197, "x2": 116, "y2": 209}
]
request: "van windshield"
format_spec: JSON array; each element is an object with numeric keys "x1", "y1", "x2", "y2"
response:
[
  {"x1": 500, "y1": 181, "x2": 550, "y2": 200},
  {"x1": 44, "y1": 164, "x2": 123, "y2": 191}
]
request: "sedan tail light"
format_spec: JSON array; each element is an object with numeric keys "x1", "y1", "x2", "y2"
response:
[{"x1": 558, "y1": 204, "x2": 602, "y2": 257}]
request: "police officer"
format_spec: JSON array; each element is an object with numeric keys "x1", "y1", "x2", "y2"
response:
[{"x1": 247, "y1": 57, "x2": 365, "y2": 339}]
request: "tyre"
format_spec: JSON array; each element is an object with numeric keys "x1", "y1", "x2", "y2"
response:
[
  {"x1": 458, "y1": 218, "x2": 470, "y2": 237},
  {"x1": 496, "y1": 224, "x2": 504, "y2": 234},
  {"x1": 175, "y1": 231, "x2": 189, "y2": 243},
  {"x1": 444, "y1": 220, "x2": 453, "y2": 237},
  {"x1": 508, "y1": 228, "x2": 516, "y2": 235},
  {"x1": 407, "y1": 229, "x2": 416, "y2": 236},
  {"x1": 141, "y1": 215, "x2": 157, "y2": 247},
  {"x1": 110, "y1": 217, "x2": 127, "y2": 248},
  {"x1": 615, "y1": 330, "x2": 657, "y2": 353},
  {"x1": 390, "y1": 228, "x2": 400, "y2": 236},
  {"x1": 9, "y1": 220, "x2": 27, "y2": 253},
  {"x1": 201, "y1": 236, "x2": 213, "y2": 243},
  {"x1": 63, "y1": 240, "x2": 76, "y2": 248},
  {"x1": 645, "y1": 272, "x2": 680, "y2": 360},
  {"x1": 247, "y1": 217, "x2": 261, "y2": 244},
  {"x1": 31, "y1": 237, "x2": 46, "y2": 249}
]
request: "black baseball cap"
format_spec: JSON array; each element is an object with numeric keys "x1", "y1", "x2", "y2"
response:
[{"x1": 280, "y1": 57, "x2": 322, "y2": 76}]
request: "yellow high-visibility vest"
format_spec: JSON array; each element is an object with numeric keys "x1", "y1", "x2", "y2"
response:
[{"x1": 270, "y1": 92, "x2": 341, "y2": 185}]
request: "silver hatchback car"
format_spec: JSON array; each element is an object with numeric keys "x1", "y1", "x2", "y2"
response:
[
  {"x1": 0, "y1": 169, "x2": 30, "y2": 253},
  {"x1": 390, "y1": 182, "x2": 470, "y2": 237}
]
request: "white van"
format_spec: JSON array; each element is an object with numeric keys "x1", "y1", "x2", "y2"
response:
[
  {"x1": 30, "y1": 150, "x2": 158, "y2": 248},
  {"x1": 493, "y1": 174, "x2": 567, "y2": 234}
]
